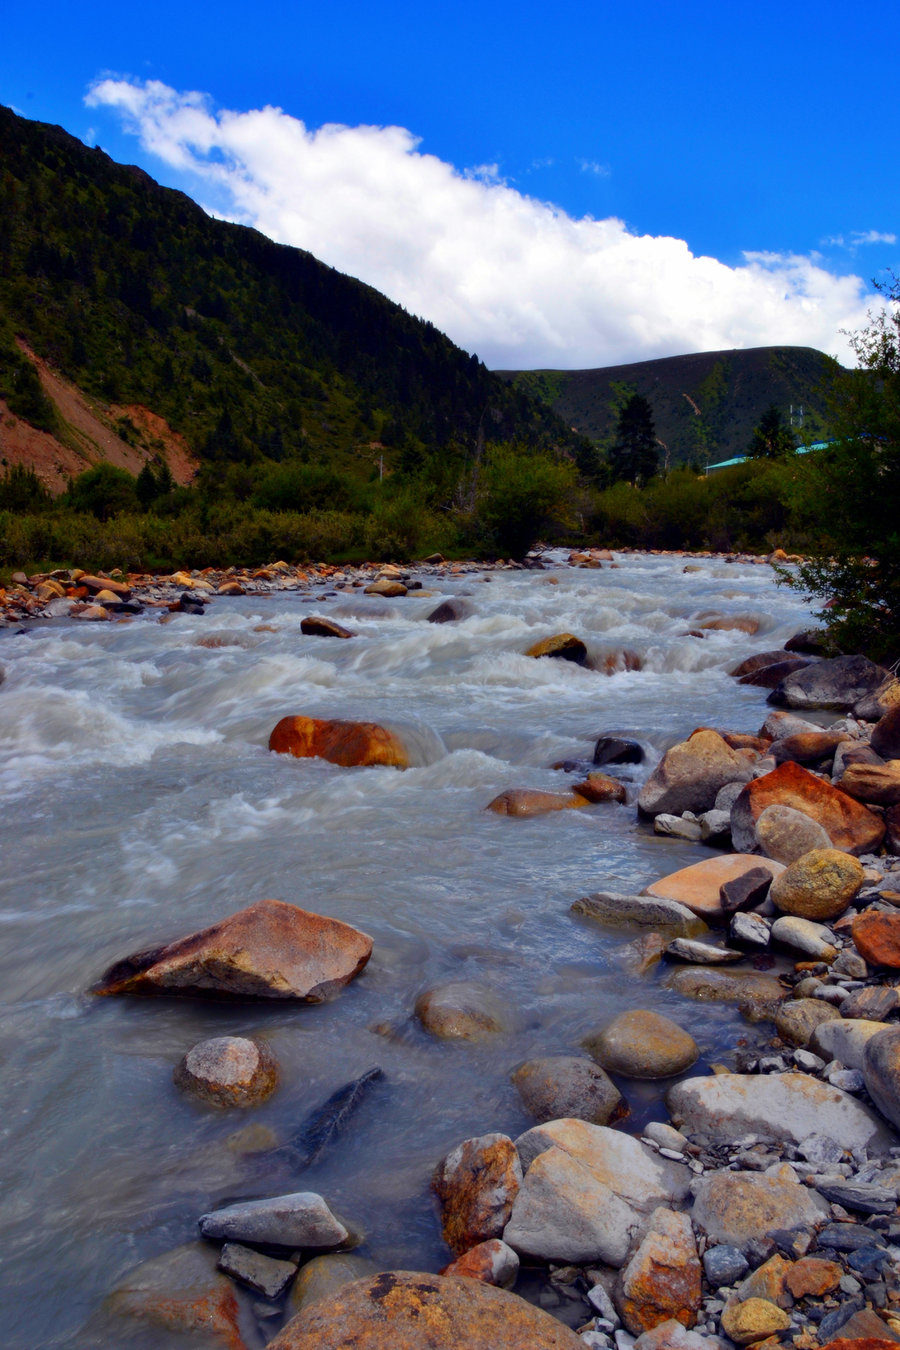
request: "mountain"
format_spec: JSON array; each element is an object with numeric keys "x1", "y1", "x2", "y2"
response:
[
  {"x1": 0, "y1": 105, "x2": 588, "y2": 492},
  {"x1": 499, "y1": 345, "x2": 844, "y2": 467}
]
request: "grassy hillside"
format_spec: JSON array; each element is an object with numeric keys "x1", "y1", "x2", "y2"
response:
[
  {"x1": 500, "y1": 345, "x2": 844, "y2": 466},
  {"x1": 0, "y1": 104, "x2": 589, "y2": 491}
]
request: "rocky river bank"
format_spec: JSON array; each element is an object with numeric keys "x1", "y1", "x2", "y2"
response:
[{"x1": 3, "y1": 547, "x2": 900, "y2": 1349}]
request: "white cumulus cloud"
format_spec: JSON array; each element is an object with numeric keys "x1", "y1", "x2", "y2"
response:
[{"x1": 86, "y1": 78, "x2": 884, "y2": 369}]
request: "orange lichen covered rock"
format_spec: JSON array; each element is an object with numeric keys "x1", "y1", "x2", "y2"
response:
[
  {"x1": 93, "y1": 899, "x2": 373, "y2": 1002},
  {"x1": 269, "y1": 715, "x2": 409, "y2": 768},
  {"x1": 487, "y1": 789, "x2": 590, "y2": 816},
  {"x1": 730, "y1": 761, "x2": 885, "y2": 856},
  {"x1": 266, "y1": 1271, "x2": 586, "y2": 1349},
  {"x1": 432, "y1": 1133, "x2": 522, "y2": 1255}
]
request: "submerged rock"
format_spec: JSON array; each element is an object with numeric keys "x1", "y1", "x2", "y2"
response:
[
  {"x1": 486, "y1": 788, "x2": 590, "y2": 816},
  {"x1": 427, "y1": 598, "x2": 470, "y2": 623},
  {"x1": 103, "y1": 1242, "x2": 253, "y2": 1349},
  {"x1": 525, "y1": 632, "x2": 588, "y2": 664},
  {"x1": 174, "y1": 1036, "x2": 279, "y2": 1108},
  {"x1": 584, "y1": 1010, "x2": 698, "y2": 1079},
  {"x1": 415, "y1": 980, "x2": 511, "y2": 1040},
  {"x1": 286, "y1": 1067, "x2": 384, "y2": 1169},
  {"x1": 299, "y1": 616, "x2": 355, "y2": 638},
  {"x1": 217, "y1": 1243, "x2": 298, "y2": 1299},
  {"x1": 287, "y1": 1253, "x2": 379, "y2": 1315},
  {"x1": 663, "y1": 966, "x2": 785, "y2": 1013},
  {"x1": 267, "y1": 1270, "x2": 585, "y2": 1349},
  {"x1": 269, "y1": 715, "x2": 409, "y2": 768},
  {"x1": 572, "y1": 772, "x2": 628, "y2": 803},
  {"x1": 512, "y1": 1055, "x2": 627, "y2": 1124},
  {"x1": 93, "y1": 899, "x2": 373, "y2": 1002}
]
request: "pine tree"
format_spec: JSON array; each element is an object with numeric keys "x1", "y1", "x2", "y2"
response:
[
  {"x1": 748, "y1": 404, "x2": 794, "y2": 458},
  {"x1": 609, "y1": 394, "x2": 659, "y2": 485}
]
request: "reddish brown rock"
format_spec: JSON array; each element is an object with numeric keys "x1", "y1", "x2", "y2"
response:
[
  {"x1": 731, "y1": 651, "x2": 796, "y2": 679},
  {"x1": 643, "y1": 855, "x2": 784, "y2": 921},
  {"x1": 432, "y1": 1134, "x2": 522, "y2": 1254},
  {"x1": 79, "y1": 573, "x2": 133, "y2": 598},
  {"x1": 721, "y1": 732, "x2": 773, "y2": 753},
  {"x1": 300, "y1": 616, "x2": 355, "y2": 638},
  {"x1": 269, "y1": 715, "x2": 409, "y2": 768},
  {"x1": 839, "y1": 761, "x2": 900, "y2": 807},
  {"x1": 852, "y1": 911, "x2": 900, "y2": 968},
  {"x1": 572, "y1": 772, "x2": 628, "y2": 804},
  {"x1": 440, "y1": 1238, "x2": 519, "y2": 1287},
  {"x1": 173, "y1": 1036, "x2": 278, "y2": 1107},
  {"x1": 217, "y1": 580, "x2": 246, "y2": 596},
  {"x1": 525, "y1": 632, "x2": 588, "y2": 664},
  {"x1": 820, "y1": 1339, "x2": 900, "y2": 1350},
  {"x1": 266, "y1": 1271, "x2": 585, "y2": 1349},
  {"x1": 730, "y1": 761, "x2": 885, "y2": 856},
  {"x1": 486, "y1": 788, "x2": 589, "y2": 816},
  {"x1": 615, "y1": 1207, "x2": 701, "y2": 1335},
  {"x1": 784, "y1": 1257, "x2": 842, "y2": 1299},
  {"x1": 698, "y1": 614, "x2": 760, "y2": 634},
  {"x1": 93, "y1": 899, "x2": 373, "y2": 1002},
  {"x1": 104, "y1": 1243, "x2": 251, "y2": 1349},
  {"x1": 598, "y1": 648, "x2": 644, "y2": 674},
  {"x1": 887, "y1": 804, "x2": 900, "y2": 854},
  {"x1": 871, "y1": 705, "x2": 900, "y2": 759},
  {"x1": 824, "y1": 1315, "x2": 900, "y2": 1345},
  {"x1": 738, "y1": 658, "x2": 812, "y2": 688},
  {"x1": 770, "y1": 732, "x2": 846, "y2": 764}
]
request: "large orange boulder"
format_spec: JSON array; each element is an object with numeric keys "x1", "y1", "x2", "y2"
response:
[
  {"x1": 269, "y1": 715, "x2": 409, "y2": 768},
  {"x1": 730, "y1": 761, "x2": 885, "y2": 856},
  {"x1": 643, "y1": 855, "x2": 784, "y2": 922},
  {"x1": 93, "y1": 899, "x2": 373, "y2": 1001},
  {"x1": 486, "y1": 789, "x2": 590, "y2": 816},
  {"x1": 266, "y1": 1271, "x2": 585, "y2": 1349},
  {"x1": 852, "y1": 911, "x2": 900, "y2": 968}
]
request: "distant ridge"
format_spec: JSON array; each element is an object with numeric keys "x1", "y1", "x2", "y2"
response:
[
  {"x1": 0, "y1": 104, "x2": 588, "y2": 490},
  {"x1": 499, "y1": 345, "x2": 843, "y2": 466}
]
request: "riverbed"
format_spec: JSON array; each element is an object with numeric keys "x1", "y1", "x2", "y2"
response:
[{"x1": 0, "y1": 554, "x2": 814, "y2": 1347}]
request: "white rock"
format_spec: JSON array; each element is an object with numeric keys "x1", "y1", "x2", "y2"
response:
[{"x1": 666, "y1": 1073, "x2": 892, "y2": 1153}]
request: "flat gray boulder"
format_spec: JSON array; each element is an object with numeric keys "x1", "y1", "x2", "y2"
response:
[
  {"x1": 572, "y1": 892, "x2": 706, "y2": 937},
  {"x1": 770, "y1": 655, "x2": 891, "y2": 710},
  {"x1": 199, "y1": 1191, "x2": 349, "y2": 1248},
  {"x1": 667, "y1": 1073, "x2": 893, "y2": 1153}
]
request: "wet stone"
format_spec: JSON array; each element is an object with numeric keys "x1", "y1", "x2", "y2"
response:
[
  {"x1": 432, "y1": 1133, "x2": 522, "y2": 1255},
  {"x1": 198, "y1": 1192, "x2": 349, "y2": 1249},
  {"x1": 174, "y1": 1036, "x2": 278, "y2": 1108},
  {"x1": 217, "y1": 1243, "x2": 298, "y2": 1299},
  {"x1": 512, "y1": 1055, "x2": 627, "y2": 1126}
]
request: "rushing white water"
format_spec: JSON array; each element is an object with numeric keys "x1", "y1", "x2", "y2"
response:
[{"x1": 0, "y1": 554, "x2": 813, "y2": 1346}]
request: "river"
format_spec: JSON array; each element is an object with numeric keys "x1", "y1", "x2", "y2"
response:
[{"x1": 0, "y1": 553, "x2": 814, "y2": 1347}]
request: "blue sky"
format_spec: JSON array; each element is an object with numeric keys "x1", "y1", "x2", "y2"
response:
[{"x1": 2, "y1": 0, "x2": 897, "y2": 368}]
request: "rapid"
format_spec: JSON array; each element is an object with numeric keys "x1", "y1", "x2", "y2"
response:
[{"x1": 0, "y1": 553, "x2": 815, "y2": 1347}]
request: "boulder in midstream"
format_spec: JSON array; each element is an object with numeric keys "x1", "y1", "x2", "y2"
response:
[
  {"x1": 583, "y1": 1010, "x2": 698, "y2": 1079},
  {"x1": 93, "y1": 899, "x2": 373, "y2": 1002},
  {"x1": 174, "y1": 1036, "x2": 278, "y2": 1108},
  {"x1": 511, "y1": 1055, "x2": 628, "y2": 1124},
  {"x1": 199, "y1": 1192, "x2": 349, "y2": 1249},
  {"x1": 637, "y1": 730, "x2": 752, "y2": 817},
  {"x1": 269, "y1": 715, "x2": 409, "y2": 768},
  {"x1": 415, "y1": 980, "x2": 512, "y2": 1041}
]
